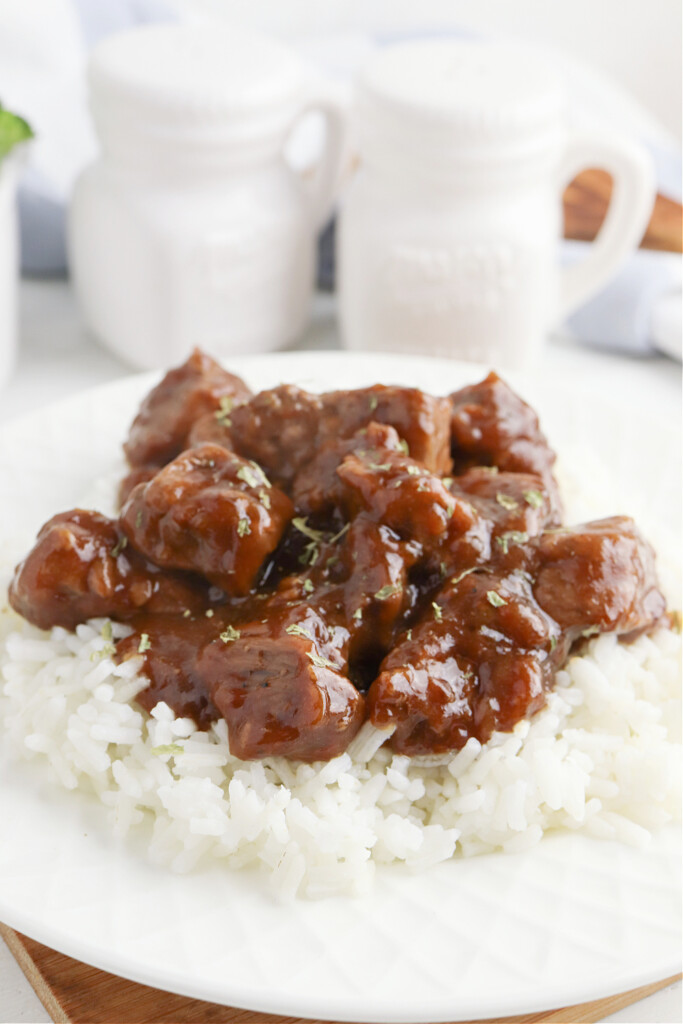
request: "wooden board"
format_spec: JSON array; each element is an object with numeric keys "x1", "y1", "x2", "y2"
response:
[
  {"x1": 1, "y1": 924, "x2": 680, "y2": 1024},
  {"x1": 563, "y1": 168, "x2": 683, "y2": 253}
]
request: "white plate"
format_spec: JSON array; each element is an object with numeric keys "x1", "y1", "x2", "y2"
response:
[{"x1": 0, "y1": 352, "x2": 680, "y2": 1022}]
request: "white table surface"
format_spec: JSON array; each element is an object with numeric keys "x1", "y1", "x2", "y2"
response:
[{"x1": 0, "y1": 279, "x2": 680, "y2": 1024}]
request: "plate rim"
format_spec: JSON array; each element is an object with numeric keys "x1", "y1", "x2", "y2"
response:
[
  {"x1": 0, "y1": 841, "x2": 679, "y2": 1024},
  {"x1": 0, "y1": 349, "x2": 680, "y2": 1022}
]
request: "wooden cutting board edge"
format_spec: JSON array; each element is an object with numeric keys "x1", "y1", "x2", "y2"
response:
[{"x1": 1, "y1": 924, "x2": 680, "y2": 1024}]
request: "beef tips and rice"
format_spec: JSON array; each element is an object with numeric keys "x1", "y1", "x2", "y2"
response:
[{"x1": 0, "y1": 350, "x2": 680, "y2": 899}]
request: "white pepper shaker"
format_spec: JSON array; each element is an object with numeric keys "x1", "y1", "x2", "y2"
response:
[
  {"x1": 337, "y1": 39, "x2": 655, "y2": 368},
  {"x1": 70, "y1": 24, "x2": 346, "y2": 369}
]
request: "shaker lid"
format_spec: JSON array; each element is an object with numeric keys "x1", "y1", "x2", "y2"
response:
[
  {"x1": 356, "y1": 39, "x2": 566, "y2": 172},
  {"x1": 89, "y1": 24, "x2": 310, "y2": 162}
]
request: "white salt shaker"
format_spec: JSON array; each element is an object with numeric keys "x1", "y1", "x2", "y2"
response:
[
  {"x1": 70, "y1": 25, "x2": 346, "y2": 369},
  {"x1": 338, "y1": 40, "x2": 656, "y2": 368}
]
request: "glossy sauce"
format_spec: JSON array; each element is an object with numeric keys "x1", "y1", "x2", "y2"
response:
[{"x1": 9, "y1": 353, "x2": 667, "y2": 761}]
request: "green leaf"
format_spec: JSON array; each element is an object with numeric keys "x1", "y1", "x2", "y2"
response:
[
  {"x1": 0, "y1": 108, "x2": 33, "y2": 161},
  {"x1": 307, "y1": 650, "x2": 336, "y2": 671},
  {"x1": 90, "y1": 643, "x2": 115, "y2": 662},
  {"x1": 151, "y1": 743, "x2": 184, "y2": 757},
  {"x1": 451, "y1": 567, "x2": 476, "y2": 586},
  {"x1": 292, "y1": 517, "x2": 324, "y2": 543},
  {"x1": 286, "y1": 623, "x2": 313, "y2": 640},
  {"x1": 111, "y1": 535, "x2": 128, "y2": 558},
  {"x1": 236, "y1": 465, "x2": 261, "y2": 489},
  {"x1": 496, "y1": 493, "x2": 518, "y2": 511},
  {"x1": 214, "y1": 395, "x2": 233, "y2": 426},
  {"x1": 523, "y1": 489, "x2": 544, "y2": 509},
  {"x1": 220, "y1": 625, "x2": 241, "y2": 643},
  {"x1": 495, "y1": 531, "x2": 529, "y2": 554}
]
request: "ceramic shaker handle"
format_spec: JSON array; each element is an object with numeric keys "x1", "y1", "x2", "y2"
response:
[
  {"x1": 557, "y1": 132, "x2": 656, "y2": 320},
  {"x1": 293, "y1": 89, "x2": 348, "y2": 232}
]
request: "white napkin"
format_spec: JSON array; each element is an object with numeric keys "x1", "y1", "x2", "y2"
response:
[{"x1": 563, "y1": 243, "x2": 682, "y2": 360}]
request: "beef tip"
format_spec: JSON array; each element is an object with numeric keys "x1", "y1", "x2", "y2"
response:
[
  {"x1": 9, "y1": 510, "x2": 211, "y2": 631},
  {"x1": 291, "y1": 434, "x2": 363, "y2": 518},
  {"x1": 197, "y1": 607, "x2": 364, "y2": 761},
  {"x1": 433, "y1": 506, "x2": 493, "y2": 582},
  {"x1": 121, "y1": 444, "x2": 293, "y2": 594},
  {"x1": 450, "y1": 372, "x2": 557, "y2": 492},
  {"x1": 230, "y1": 383, "x2": 452, "y2": 494},
  {"x1": 118, "y1": 577, "x2": 353, "y2": 735},
  {"x1": 119, "y1": 585, "x2": 355, "y2": 741},
  {"x1": 369, "y1": 516, "x2": 666, "y2": 756},
  {"x1": 292, "y1": 422, "x2": 405, "y2": 517},
  {"x1": 229, "y1": 385, "x2": 324, "y2": 489},
  {"x1": 272, "y1": 514, "x2": 422, "y2": 685},
  {"x1": 368, "y1": 569, "x2": 562, "y2": 755},
  {"x1": 368, "y1": 645, "x2": 477, "y2": 755},
  {"x1": 338, "y1": 515, "x2": 416, "y2": 660},
  {"x1": 333, "y1": 430, "x2": 489, "y2": 576},
  {"x1": 338, "y1": 443, "x2": 474, "y2": 548},
  {"x1": 118, "y1": 465, "x2": 158, "y2": 509},
  {"x1": 320, "y1": 385, "x2": 453, "y2": 474},
  {"x1": 534, "y1": 516, "x2": 666, "y2": 639},
  {"x1": 117, "y1": 612, "x2": 223, "y2": 730},
  {"x1": 451, "y1": 468, "x2": 560, "y2": 550},
  {"x1": 123, "y1": 348, "x2": 251, "y2": 468},
  {"x1": 187, "y1": 411, "x2": 234, "y2": 450}
]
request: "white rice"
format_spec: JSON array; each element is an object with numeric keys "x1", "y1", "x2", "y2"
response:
[
  {"x1": 1, "y1": 447, "x2": 680, "y2": 899},
  {"x1": 1, "y1": 570, "x2": 680, "y2": 899}
]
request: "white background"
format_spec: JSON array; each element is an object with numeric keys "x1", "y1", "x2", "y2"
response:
[{"x1": 177, "y1": 0, "x2": 682, "y2": 139}]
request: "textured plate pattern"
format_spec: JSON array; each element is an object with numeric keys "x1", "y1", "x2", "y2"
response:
[{"x1": 0, "y1": 352, "x2": 680, "y2": 1022}]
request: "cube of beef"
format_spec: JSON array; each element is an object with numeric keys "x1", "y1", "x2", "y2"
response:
[
  {"x1": 338, "y1": 444, "x2": 473, "y2": 547},
  {"x1": 230, "y1": 385, "x2": 324, "y2": 489},
  {"x1": 292, "y1": 422, "x2": 404, "y2": 518},
  {"x1": 450, "y1": 372, "x2": 557, "y2": 490},
  {"x1": 123, "y1": 349, "x2": 251, "y2": 468},
  {"x1": 118, "y1": 465, "x2": 158, "y2": 509},
  {"x1": 368, "y1": 569, "x2": 561, "y2": 755},
  {"x1": 534, "y1": 516, "x2": 666, "y2": 639},
  {"x1": 337, "y1": 515, "x2": 414, "y2": 659},
  {"x1": 121, "y1": 444, "x2": 292, "y2": 594},
  {"x1": 321, "y1": 385, "x2": 453, "y2": 474},
  {"x1": 9, "y1": 510, "x2": 210, "y2": 631},
  {"x1": 197, "y1": 607, "x2": 364, "y2": 761},
  {"x1": 187, "y1": 411, "x2": 234, "y2": 450},
  {"x1": 450, "y1": 467, "x2": 560, "y2": 554}
]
